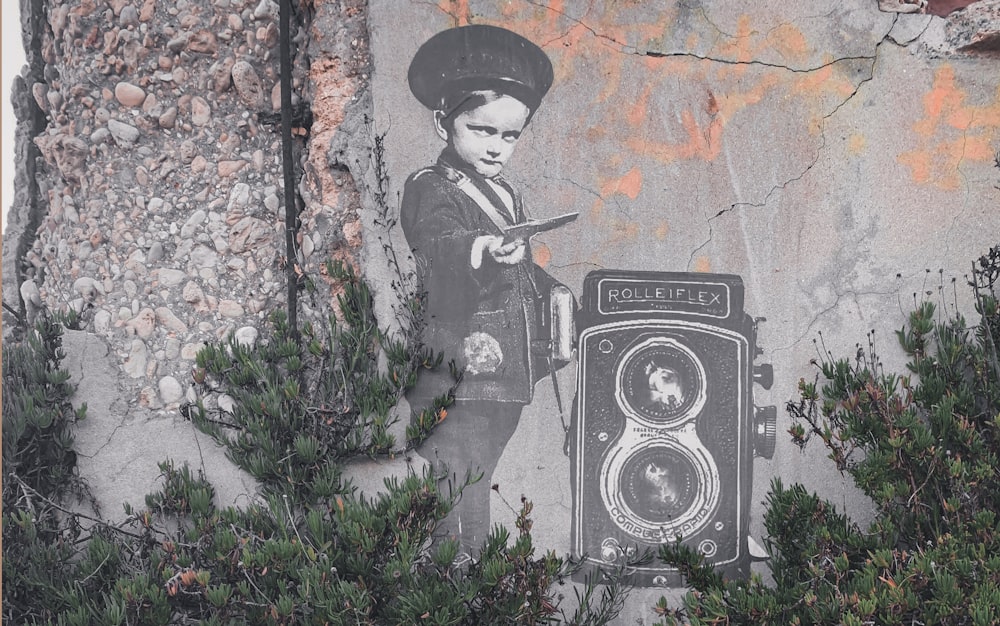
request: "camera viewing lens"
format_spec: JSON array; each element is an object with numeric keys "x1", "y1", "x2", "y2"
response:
[{"x1": 616, "y1": 338, "x2": 706, "y2": 426}]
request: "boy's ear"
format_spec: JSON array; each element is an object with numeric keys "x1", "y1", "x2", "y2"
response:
[{"x1": 433, "y1": 111, "x2": 449, "y2": 141}]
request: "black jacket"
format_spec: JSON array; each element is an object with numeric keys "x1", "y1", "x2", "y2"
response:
[{"x1": 401, "y1": 150, "x2": 561, "y2": 403}]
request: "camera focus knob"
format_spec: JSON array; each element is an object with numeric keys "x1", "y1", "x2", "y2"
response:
[
  {"x1": 753, "y1": 364, "x2": 773, "y2": 390},
  {"x1": 753, "y1": 405, "x2": 777, "y2": 459},
  {"x1": 600, "y1": 538, "x2": 622, "y2": 564}
]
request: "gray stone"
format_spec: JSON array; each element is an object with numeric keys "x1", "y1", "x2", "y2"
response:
[
  {"x1": 167, "y1": 33, "x2": 190, "y2": 52},
  {"x1": 179, "y1": 140, "x2": 198, "y2": 165},
  {"x1": 158, "y1": 376, "x2": 184, "y2": 404},
  {"x1": 158, "y1": 268, "x2": 187, "y2": 287},
  {"x1": 231, "y1": 60, "x2": 264, "y2": 109},
  {"x1": 72, "y1": 276, "x2": 101, "y2": 299},
  {"x1": 264, "y1": 192, "x2": 280, "y2": 212},
  {"x1": 107, "y1": 119, "x2": 140, "y2": 145},
  {"x1": 234, "y1": 325, "x2": 259, "y2": 347},
  {"x1": 165, "y1": 338, "x2": 181, "y2": 360},
  {"x1": 155, "y1": 306, "x2": 189, "y2": 333},
  {"x1": 191, "y1": 96, "x2": 211, "y2": 126},
  {"x1": 182, "y1": 280, "x2": 205, "y2": 303},
  {"x1": 253, "y1": 0, "x2": 279, "y2": 20},
  {"x1": 218, "y1": 394, "x2": 236, "y2": 414},
  {"x1": 20, "y1": 279, "x2": 42, "y2": 307},
  {"x1": 123, "y1": 339, "x2": 149, "y2": 378},
  {"x1": 158, "y1": 106, "x2": 178, "y2": 128},
  {"x1": 212, "y1": 57, "x2": 236, "y2": 93},
  {"x1": 218, "y1": 300, "x2": 245, "y2": 318},
  {"x1": 94, "y1": 309, "x2": 112, "y2": 334},
  {"x1": 119, "y1": 5, "x2": 140, "y2": 27},
  {"x1": 181, "y1": 209, "x2": 207, "y2": 237},
  {"x1": 147, "y1": 242, "x2": 164, "y2": 263},
  {"x1": 227, "y1": 183, "x2": 252, "y2": 211},
  {"x1": 190, "y1": 244, "x2": 218, "y2": 268},
  {"x1": 127, "y1": 308, "x2": 157, "y2": 339}
]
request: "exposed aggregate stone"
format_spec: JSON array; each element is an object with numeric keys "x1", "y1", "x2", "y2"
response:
[{"x1": 16, "y1": 0, "x2": 360, "y2": 412}]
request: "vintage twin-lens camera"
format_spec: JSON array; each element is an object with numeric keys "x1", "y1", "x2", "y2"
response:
[{"x1": 570, "y1": 270, "x2": 776, "y2": 586}]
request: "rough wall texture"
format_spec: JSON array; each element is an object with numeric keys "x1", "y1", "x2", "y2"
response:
[
  {"x1": 363, "y1": 0, "x2": 1000, "y2": 621},
  {"x1": 3, "y1": 0, "x2": 999, "y2": 622},
  {"x1": 1, "y1": 0, "x2": 370, "y2": 514}
]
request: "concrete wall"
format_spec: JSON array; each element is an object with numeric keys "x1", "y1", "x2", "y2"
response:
[
  {"x1": 2, "y1": 0, "x2": 997, "y2": 621},
  {"x1": 361, "y1": 0, "x2": 1000, "y2": 620}
]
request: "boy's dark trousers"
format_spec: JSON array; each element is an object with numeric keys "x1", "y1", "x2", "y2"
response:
[{"x1": 415, "y1": 399, "x2": 523, "y2": 552}]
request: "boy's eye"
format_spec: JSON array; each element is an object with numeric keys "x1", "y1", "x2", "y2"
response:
[{"x1": 467, "y1": 124, "x2": 497, "y2": 136}]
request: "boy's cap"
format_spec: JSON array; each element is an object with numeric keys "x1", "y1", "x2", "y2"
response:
[{"x1": 408, "y1": 24, "x2": 553, "y2": 113}]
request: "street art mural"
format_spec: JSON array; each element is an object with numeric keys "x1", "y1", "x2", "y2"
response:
[
  {"x1": 397, "y1": 22, "x2": 774, "y2": 585},
  {"x1": 401, "y1": 24, "x2": 577, "y2": 555},
  {"x1": 368, "y1": 1, "x2": 1000, "y2": 601},
  {"x1": 572, "y1": 270, "x2": 774, "y2": 585}
]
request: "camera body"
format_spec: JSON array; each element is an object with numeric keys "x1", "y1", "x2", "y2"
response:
[{"x1": 570, "y1": 270, "x2": 775, "y2": 586}]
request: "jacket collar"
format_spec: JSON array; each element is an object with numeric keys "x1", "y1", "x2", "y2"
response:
[{"x1": 437, "y1": 148, "x2": 519, "y2": 223}]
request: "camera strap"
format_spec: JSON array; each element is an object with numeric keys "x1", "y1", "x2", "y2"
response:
[{"x1": 547, "y1": 355, "x2": 572, "y2": 455}]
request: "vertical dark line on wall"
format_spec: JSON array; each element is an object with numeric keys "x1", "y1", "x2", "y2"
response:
[{"x1": 279, "y1": 0, "x2": 299, "y2": 341}]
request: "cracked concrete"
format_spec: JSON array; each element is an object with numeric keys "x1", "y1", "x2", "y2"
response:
[
  {"x1": 62, "y1": 330, "x2": 258, "y2": 520},
  {"x1": 363, "y1": 0, "x2": 999, "y2": 620}
]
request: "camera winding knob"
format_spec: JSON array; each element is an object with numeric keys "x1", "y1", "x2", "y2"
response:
[{"x1": 753, "y1": 405, "x2": 777, "y2": 459}]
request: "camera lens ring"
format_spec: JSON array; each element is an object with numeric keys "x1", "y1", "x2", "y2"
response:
[
  {"x1": 615, "y1": 337, "x2": 707, "y2": 428},
  {"x1": 600, "y1": 438, "x2": 721, "y2": 541}
]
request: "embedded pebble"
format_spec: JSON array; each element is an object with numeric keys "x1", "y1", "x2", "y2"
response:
[
  {"x1": 181, "y1": 210, "x2": 207, "y2": 238},
  {"x1": 158, "y1": 268, "x2": 187, "y2": 287},
  {"x1": 107, "y1": 119, "x2": 140, "y2": 145},
  {"x1": 158, "y1": 376, "x2": 184, "y2": 404},
  {"x1": 114, "y1": 82, "x2": 146, "y2": 107},
  {"x1": 123, "y1": 339, "x2": 149, "y2": 378},
  {"x1": 127, "y1": 308, "x2": 157, "y2": 339},
  {"x1": 191, "y1": 96, "x2": 211, "y2": 126},
  {"x1": 231, "y1": 61, "x2": 264, "y2": 109},
  {"x1": 218, "y1": 300, "x2": 245, "y2": 318},
  {"x1": 234, "y1": 325, "x2": 258, "y2": 347},
  {"x1": 155, "y1": 306, "x2": 189, "y2": 333},
  {"x1": 94, "y1": 310, "x2": 112, "y2": 334}
]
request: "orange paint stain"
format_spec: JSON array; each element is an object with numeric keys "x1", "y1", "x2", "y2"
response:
[
  {"x1": 438, "y1": 0, "x2": 471, "y2": 26},
  {"x1": 716, "y1": 16, "x2": 755, "y2": 68},
  {"x1": 589, "y1": 196, "x2": 605, "y2": 221},
  {"x1": 625, "y1": 109, "x2": 723, "y2": 163},
  {"x1": 532, "y1": 242, "x2": 552, "y2": 268},
  {"x1": 604, "y1": 220, "x2": 641, "y2": 245},
  {"x1": 766, "y1": 23, "x2": 809, "y2": 62},
  {"x1": 791, "y1": 58, "x2": 856, "y2": 100},
  {"x1": 601, "y1": 167, "x2": 643, "y2": 200},
  {"x1": 693, "y1": 256, "x2": 712, "y2": 273},
  {"x1": 897, "y1": 150, "x2": 931, "y2": 184},
  {"x1": 590, "y1": 167, "x2": 643, "y2": 220},
  {"x1": 713, "y1": 73, "x2": 779, "y2": 122},
  {"x1": 654, "y1": 223, "x2": 670, "y2": 240},
  {"x1": 899, "y1": 65, "x2": 1000, "y2": 189},
  {"x1": 848, "y1": 134, "x2": 866, "y2": 155},
  {"x1": 627, "y1": 86, "x2": 653, "y2": 127}
]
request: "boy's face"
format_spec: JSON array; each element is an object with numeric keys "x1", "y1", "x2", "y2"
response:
[{"x1": 441, "y1": 95, "x2": 531, "y2": 178}]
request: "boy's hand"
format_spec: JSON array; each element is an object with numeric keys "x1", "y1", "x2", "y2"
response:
[{"x1": 486, "y1": 236, "x2": 526, "y2": 264}]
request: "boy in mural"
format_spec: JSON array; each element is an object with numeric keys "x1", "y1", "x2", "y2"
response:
[{"x1": 401, "y1": 24, "x2": 570, "y2": 557}]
